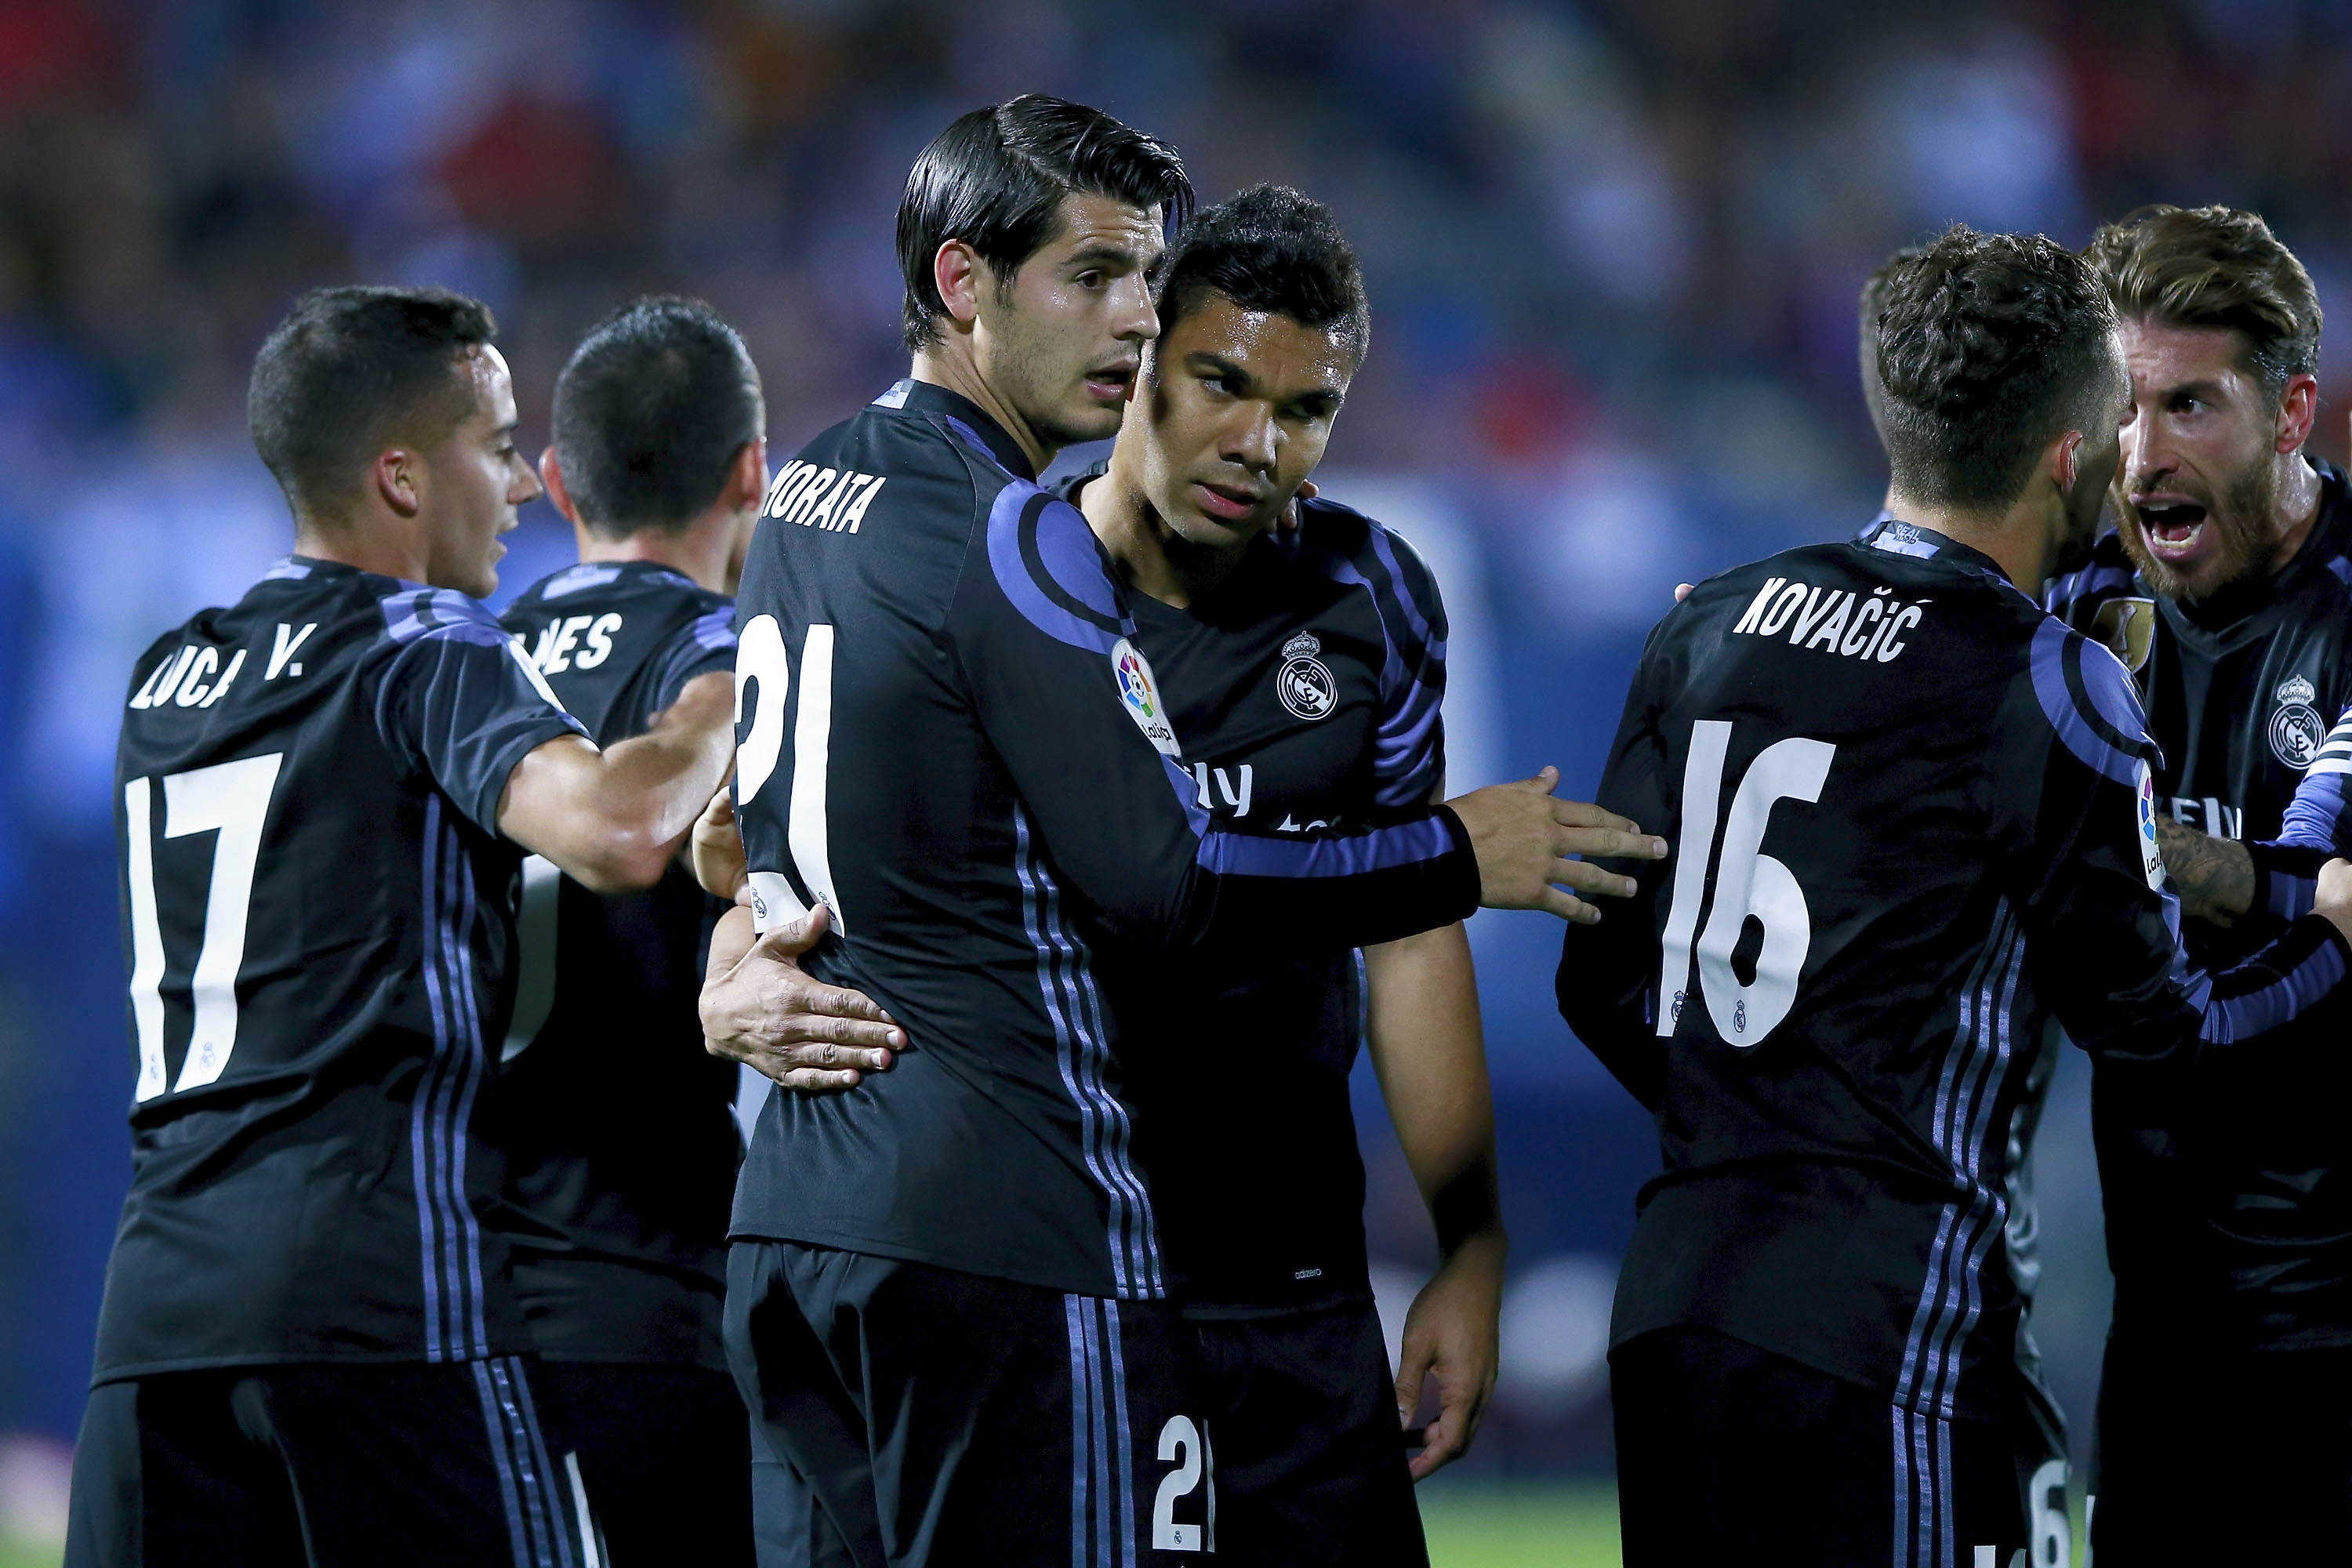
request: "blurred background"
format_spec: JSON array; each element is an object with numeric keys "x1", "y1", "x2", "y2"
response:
[{"x1": 5, "y1": 0, "x2": 2351, "y2": 1559}]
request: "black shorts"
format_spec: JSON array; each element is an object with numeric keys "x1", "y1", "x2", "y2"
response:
[
  {"x1": 1612, "y1": 1327, "x2": 2040, "y2": 1568},
  {"x1": 2092, "y1": 1330, "x2": 2352, "y2": 1558},
  {"x1": 529, "y1": 1362, "x2": 753, "y2": 1567},
  {"x1": 726, "y1": 1240, "x2": 1207, "y2": 1568},
  {"x1": 1188, "y1": 1301, "x2": 1426, "y2": 1568},
  {"x1": 64, "y1": 1356, "x2": 586, "y2": 1568}
]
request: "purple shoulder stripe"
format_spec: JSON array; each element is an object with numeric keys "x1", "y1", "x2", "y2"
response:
[
  {"x1": 382, "y1": 587, "x2": 506, "y2": 648},
  {"x1": 2027, "y1": 618, "x2": 2147, "y2": 786}
]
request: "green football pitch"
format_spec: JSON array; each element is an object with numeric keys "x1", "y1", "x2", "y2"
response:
[{"x1": 0, "y1": 1487, "x2": 1628, "y2": 1568}]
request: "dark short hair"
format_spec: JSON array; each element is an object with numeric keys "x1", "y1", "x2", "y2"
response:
[
  {"x1": 248, "y1": 285, "x2": 495, "y2": 519},
  {"x1": 551, "y1": 296, "x2": 762, "y2": 537},
  {"x1": 1155, "y1": 184, "x2": 1370, "y2": 363},
  {"x1": 1876, "y1": 225, "x2": 2122, "y2": 512},
  {"x1": 1859, "y1": 243, "x2": 1930, "y2": 441},
  {"x1": 897, "y1": 94, "x2": 1193, "y2": 351},
  {"x1": 2085, "y1": 204, "x2": 2322, "y2": 395}
]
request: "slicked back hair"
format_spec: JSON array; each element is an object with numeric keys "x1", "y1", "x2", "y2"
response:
[
  {"x1": 2085, "y1": 203, "x2": 2321, "y2": 396},
  {"x1": 1154, "y1": 184, "x2": 1370, "y2": 364},
  {"x1": 248, "y1": 285, "x2": 495, "y2": 521},
  {"x1": 552, "y1": 296, "x2": 762, "y2": 538},
  {"x1": 1860, "y1": 243, "x2": 1930, "y2": 442},
  {"x1": 897, "y1": 94, "x2": 1193, "y2": 351},
  {"x1": 1876, "y1": 225, "x2": 2122, "y2": 513}
]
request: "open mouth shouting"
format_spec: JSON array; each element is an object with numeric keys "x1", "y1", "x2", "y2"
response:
[{"x1": 2131, "y1": 494, "x2": 2212, "y2": 564}]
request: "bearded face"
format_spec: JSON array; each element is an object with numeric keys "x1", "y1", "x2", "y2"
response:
[
  {"x1": 2116, "y1": 445, "x2": 2281, "y2": 599},
  {"x1": 2113, "y1": 319, "x2": 2296, "y2": 602}
]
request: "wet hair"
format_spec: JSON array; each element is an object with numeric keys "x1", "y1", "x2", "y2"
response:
[
  {"x1": 248, "y1": 285, "x2": 495, "y2": 520},
  {"x1": 1154, "y1": 183, "x2": 1370, "y2": 363},
  {"x1": 1859, "y1": 243, "x2": 1930, "y2": 442},
  {"x1": 551, "y1": 296, "x2": 762, "y2": 537},
  {"x1": 2085, "y1": 204, "x2": 2321, "y2": 395},
  {"x1": 897, "y1": 93, "x2": 1193, "y2": 351},
  {"x1": 1875, "y1": 224, "x2": 2122, "y2": 512}
]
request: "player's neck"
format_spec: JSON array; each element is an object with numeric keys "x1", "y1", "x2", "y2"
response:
[
  {"x1": 575, "y1": 514, "x2": 739, "y2": 594},
  {"x1": 1884, "y1": 492, "x2": 2048, "y2": 591},
  {"x1": 1078, "y1": 462, "x2": 1247, "y2": 611},
  {"x1": 292, "y1": 517, "x2": 431, "y2": 587},
  {"x1": 2266, "y1": 453, "x2": 2324, "y2": 575},
  {"x1": 908, "y1": 344, "x2": 1054, "y2": 477}
]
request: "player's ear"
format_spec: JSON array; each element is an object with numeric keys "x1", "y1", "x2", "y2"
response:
[
  {"x1": 726, "y1": 437, "x2": 769, "y2": 514},
  {"x1": 539, "y1": 446, "x2": 583, "y2": 526},
  {"x1": 374, "y1": 447, "x2": 423, "y2": 520},
  {"x1": 935, "y1": 240, "x2": 985, "y2": 328},
  {"x1": 2053, "y1": 429, "x2": 2084, "y2": 495},
  {"x1": 2278, "y1": 371, "x2": 2319, "y2": 455}
]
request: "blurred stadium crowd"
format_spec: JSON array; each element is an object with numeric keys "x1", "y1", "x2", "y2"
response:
[{"x1": 5, "y1": 0, "x2": 2352, "y2": 1537}]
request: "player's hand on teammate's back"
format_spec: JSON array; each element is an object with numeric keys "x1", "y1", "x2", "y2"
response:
[
  {"x1": 2313, "y1": 859, "x2": 2352, "y2": 946},
  {"x1": 700, "y1": 903, "x2": 906, "y2": 1092},
  {"x1": 1445, "y1": 766, "x2": 1668, "y2": 923},
  {"x1": 691, "y1": 787, "x2": 747, "y2": 902}
]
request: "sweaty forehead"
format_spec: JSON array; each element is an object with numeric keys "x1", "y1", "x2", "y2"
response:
[
  {"x1": 461, "y1": 344, "x2": 517, "y2": 428},
  {"x1": 1170, "y1": 296, "x2": 1354, "y2": 390},
  {"x1": 2121, "y1": 319, "x2": 2259, "y2": 390},
  {"x1": 1044, "y1": 193, "x2": 1164, "y2": 260}
]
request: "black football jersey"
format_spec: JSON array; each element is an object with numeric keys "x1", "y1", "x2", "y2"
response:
[
  {"x1": 1559, "y1": 518, "x2": 2350, "y2": 1423},
  {"x1": 493, "y1": 561, "x2": 739, "y2": 1369},
  {"x1": 1053, "y1": 471, "x2": 1450, "y2": 1314},
  {"x1": 2049, "y1": 463, "x2": 2352, "y2": 1347},
  {"x1": 725, "y1": 379, "x2": 1481, "y2": 1301},
  {"x1": 98, "y1": 557, "x2": 586, "y2": 1382}
]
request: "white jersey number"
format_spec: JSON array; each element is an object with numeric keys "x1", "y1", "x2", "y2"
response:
[
  {"x1": 734, "y1": 615, "x2": 841, "y2": 935},
  {"x1": 1152, "y1": 1414, "x2": 1216, "y2": 1552},
  {"x1": 124, "y1": 752, "x2": 285, "y2": 1100},
  {"x1": 1654, "y1": 720, "x2": 1835, "y2": 1049}
]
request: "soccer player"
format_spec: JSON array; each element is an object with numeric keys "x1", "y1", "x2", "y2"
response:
[
  {"x1": 1559, "y1": 226, "x2": 2352, "y2": 1566},
  {"x1": 2042, "y1": 205, "x2": 2352, "y2": 1556},
  {"x1": 1047, "y1": 184, "x2": 1510, "y2": 1564},
  {"x1": 711, "y1": 98, "x2": 1642, "y2": 1566},
  {"x1": 491, "y1": 297, "x2": 782, "y2": 1564},
  {"x1": 68, "y1": 285, "x2": 738, "y2": 1568}
]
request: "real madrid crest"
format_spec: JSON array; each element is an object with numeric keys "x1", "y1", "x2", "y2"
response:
[
  {"x1": 2092, "y1": 596, "x2": 2156, "y2": 675},
  {"x1": 2270, "y1": 673, "x2": 2326, "y2": 770},
  {"x1": 1276, "y1": 630, "x2": 1337, "y2": 723}
]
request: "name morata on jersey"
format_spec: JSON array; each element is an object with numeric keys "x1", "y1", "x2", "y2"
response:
[
  {"x1": 726, "y1": 379, "x2": 1480, "y2": 1302},
  {"x1": 100, "y1": 557, "x2": 585, "y2": 1381}
]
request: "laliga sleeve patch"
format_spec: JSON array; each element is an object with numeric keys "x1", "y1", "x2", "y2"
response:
[
  {"x1": 2136, "y1": 760, "x2": 2165, "y2": 891},
  {"x1": 1110, "y1": 638, "x2": 1181, "y2": 757}
]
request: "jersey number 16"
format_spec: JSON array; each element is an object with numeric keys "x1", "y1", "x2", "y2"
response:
[{"x1": 1653, "y1": 720, "x2": 1836, "y2": 1050}]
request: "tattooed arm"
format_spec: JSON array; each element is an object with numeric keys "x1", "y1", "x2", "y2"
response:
[{"x1": 2158, "y1": 816, "x2": 2254, "y2": 925}]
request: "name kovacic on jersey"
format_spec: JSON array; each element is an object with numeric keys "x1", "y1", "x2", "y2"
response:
[{"x1": 1732, "y1": 575, "x2": 1928, "y2": 664}]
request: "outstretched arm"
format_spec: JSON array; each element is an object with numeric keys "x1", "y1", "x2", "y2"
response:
[
  {"x1": 1366, "y1": 921, "x2": 1504, "y2": 1482},
  {"x1": 2157, "y1": 816, "x2": 2253, "y2": 925},
  {"x1": 499, "y1": 672, "x2": 736, "y2": 893}
]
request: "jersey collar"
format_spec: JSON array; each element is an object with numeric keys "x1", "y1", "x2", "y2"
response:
[
  {"x1": 873, "y1": 378, "x2": 1037, "y2": 481},
  {"x1": 1857, "y1": 515, "x2": 2012, "y2": 583}
]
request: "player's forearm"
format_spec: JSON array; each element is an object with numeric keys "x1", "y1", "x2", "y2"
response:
[
  {"x1": 2157, "y1": 816, "x2": 2253, "y2": 923},
  {"x1": 1365, "y1": 924, "x2": 1506, "y2": 1260},
  {"x1": 500, "y1": 673, "x2": 734, "y2": 891}
]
